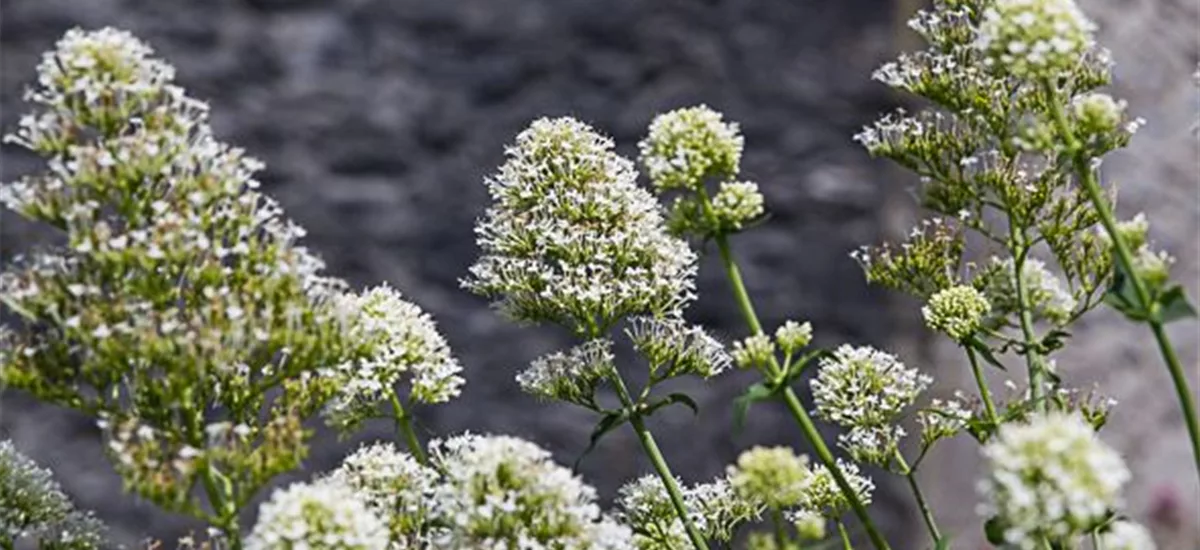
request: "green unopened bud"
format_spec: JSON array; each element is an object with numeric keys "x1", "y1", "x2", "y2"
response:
[
  {"x1": 922, "y1": 285, "x2": 991, "y2": 341},
  {"x1": 1072, "y1": 93, "x2": 1125, "y2": 135},
  {"x1": 774, "y1": 320, "x2": 813, "y2": 355},
  {"x1": 731, "y1": 334, "x2": 775, "y2": 370},
  {"x1": 728, "y1": 446, "x2": 811, "y2": 509},
  {"x1": 711, "y1": 181, "x2": 764, "y2": 231}
]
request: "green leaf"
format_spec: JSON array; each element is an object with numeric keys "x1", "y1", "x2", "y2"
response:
[
  {"x1": 733, "y1": 382, "x2": 775, "y2": 431},
  {"x1": 984, "y1": 517, "x2": 1006, "y2": 545},
  {"x1": 785, "y1": 349, "x2": 833, "y2": 381},
  {"x1": 1103, "y1": 261, "x2": 1148, "y2": 321},
  {"x1": 645, "y1": 392, "x2": 700, "y2": 417},
  {"x1": 967, "y1": 337, "x2": 1007, "y2": 371},
  {"x1": 1040, "y1": 328, "x2": 1071, "y2": 353},
  {"x1": 1156, "y1": 284, "x2": 1197, "y2": 324},
  {"x1": 573, "y1": 410, "x2": 629, "y2": 470}
]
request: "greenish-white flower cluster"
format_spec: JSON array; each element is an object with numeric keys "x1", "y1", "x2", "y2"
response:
[
  {"x1": 979, "y1": 413, "x2": 1130, "y2": 548},
  {"x1": 727, "y1": 446, "x2": 812, "y2": 510},
  {"x1": 774, "y1": 321, "x2": 814, "y2": 356},
  {"x1": 627, "y1": 315, "x2": 732, "y2": 380},
  {"x1": 0, "y1": 441, "x2": 107, "y2": 550},
  {"x1": 731, "y1": 334, "x2": 776, "y2": 370},
  {"x1": 464, "y1": 117, "x2": 697, "y2": 334},
  {"x1": 975, "y1": 0, "x2": 1096, "y2": 79},
  {"x1": 983, "y1": 257, "x2": 1077, "y2": 325},
  {"x1": 811, "y1": 345, "x2": 931, "y2": 465},
  {"x1": 325, "y1": 284, "x2": 464, "y2": 430},
  {"x1": 616, "y1": 474, "x2": 760, "y2": 550},
  {"x1": 638, "y1": 105, "x2": 763, "y2": 237},
  {"x1": 517, "y1": 338, "x2": 617, "y2": 407},
  {"x1": 923, "y1": 285, "x2": 992, "y2": 341}
]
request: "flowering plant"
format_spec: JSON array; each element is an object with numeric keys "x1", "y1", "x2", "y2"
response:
[{"x1": 2, "y1": 0, "x2": 1197, "y2": 548}]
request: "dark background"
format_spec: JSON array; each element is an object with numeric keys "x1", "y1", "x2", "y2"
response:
[{"x1": 1, "y1": 0, "x2": 940, "y2": 546}]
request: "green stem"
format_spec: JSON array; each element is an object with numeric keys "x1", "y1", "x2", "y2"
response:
[
  {"x1": 611, "y1": 374, "x2": 710, "y2": 550},
  {"x1": 772, "y1": 508, "x2": 791, "y2": 549},
  {"x1": 1091, "y1": 530, "x2": 1104, "y2": 550},
  {"x1": 1008, "y1": 223, "x2": 1048, "y2": 412},
  {"x1": 713, "y1": 234, "x2": 893, "y2": 550},
  {"x1": 1042, "y1": 79, "x2": 1200, "y2": 480},
  {"x1": 390, "y1": 392, "x2": 429, "y2": 465},
  {"x1": 965, "y1": 346, "x2": 1001, "y2": 427},
  {"x1": 837, "y1": 521, "x2": 854, "y2": 550},
  {"x1": 201, "y1": 466, "x2": 242, "y2": 549},
  {"x1": 1, "y1": 536, "x2": 14, "y2": 550},
  {"x1": 895, "y1": 453, "x2": 941, "y2": 544}
]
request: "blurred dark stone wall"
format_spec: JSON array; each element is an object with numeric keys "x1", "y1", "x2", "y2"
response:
[{"x1": 0, "y1": 0, "x2": 921, "y2": 545}]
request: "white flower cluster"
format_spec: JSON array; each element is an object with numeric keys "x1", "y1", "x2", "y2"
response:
[
  {"x1": 326, "y1": 443, "x2": 439, "y2": 546},
  {"x1": 774, "y1": 320, "x2": 813, "y2": 356},
  {"x1": 727, "y1": 446, "x2": 811, "y2": 510},
  {"x1": 917, "y1": 396, "x2": 974, "y2": 445},
  {"x1": 985, "y1": 257, "x2": 1077, "y2": 325},
  {"x1": 804, "y1": 459, "x2": 875, "y2": 517},
  {"x1": 464, "y1": 117, "x2": 697, "y2": 333},
  {"x1": 626, "y1": 316, "x2": 732, "y2": 380},
  {"x1": 978, "y1": 413, "x2": 1130, "y2": 548},
  {"x1": 517, "y1": 338, "x2": 617, "y2": 407},
  {"x1": 922, "y1": 285, "x2": 992, "y2": 341},
  {"x1": 428, "y1": 433, "x2": 633, "y2": 550},
  {"x1": 617, "y1": 474, "x2": 760, "y2": 550},
  {"x1": 638, "y1": 105, "x2": 744, "y2": 192},
  {"x1": 1, "y1": 441, "x2": 107, "y2": 549},
  {"x1": 811, "y1": 345, "x2": 931, "y2": 465},
  {"x1": 1098, "y1": 520, "x2": 1157, "y2": 550},
  {"x1": 976, "y1": 0, "x2": 1097, "y2": 79},
  {"x1": 324, "y1": 284, "x2": 464, "y2": 430},
  {"x1": 710, "y1": 181, "x2": 765, "y2": 230},
  {"x1": 246, "y1": 479, "x2": 390, "y2": 550},
  {"x1": 731, "y1": 334, "x2": 775, "y2": 370}
]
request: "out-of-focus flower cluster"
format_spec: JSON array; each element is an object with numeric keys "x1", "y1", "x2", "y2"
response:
[
  {"x1": 1, "y1": 441, "x2": 107, "y2": 550},
  {"x1": 248, "y1": 435, "x2": 634, "y2": 550},
  {"x1": 979, "y1": 413, "x2": 1129, "y2": 548}
]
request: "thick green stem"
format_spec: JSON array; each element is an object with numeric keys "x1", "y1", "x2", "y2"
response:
[
  {"x1": 1042, "y1": 79, "x2": 1200, "y2": 480},
  {"x1": 713, "y1": 234, "x2": 893, "y2": 550},
  {"x1": 965, "y1": 346, "x2": 1001, "y2": 427},
  {"x1": 611, "y1": 374, "x2": 710, "y2": 550},
  {"x1": 895, "y1": 453, "x2": 941, "y2": 544},
  {"x1": 201, "y1": 467, "x2": 242, "y2": 549},
  {"x1": 390, "y1": 392, "x2": 429, "y2": 465},
  {"x1": 1008, "y1": 224, "x2": 1048, "y2": 412}
]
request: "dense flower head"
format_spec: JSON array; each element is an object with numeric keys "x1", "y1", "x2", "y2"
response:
[
  {"x1": 710, "y1": 181, "x2": 765, "y2": 231},
  {"x1": 731, "y1": 334, "x2": 776, "y2": 370},
  {"x1": 464, "y1": 117, "x2": 697, "y2": 334},
  {"x1": 979, "y1": 413, "x2": 1130, "y2": 548},
  {"x1": 324, "y1": 284, "x2": 464, "y2": 430},
  {"x1": 1, "y1": 27, "x2": 353, "y2": 516},
  {"x1": 326, "y1": 443, "x2": 439, "y2": 546},
  {"x1": 638, "y1": 105, "x2": 744, "y2": 192},
  {"x1": 774, "y1": 320, "x2": 813, "y2": 356},
  {"x1": 787, "y1": 509, "x2": 826, "y2": 541},
  {"x1": 1098, "y1": 520, "x2": 1156, "y2": 550},
  {"x1": 626, "y1": 316, "x2": 732, "y2": 380},
  {"x1": 517, "y1": 338, "x2": 617, "y2": 407},
  {"x1": 811, "y1": 345, "x2": 931, "y2": 464},
  {"x1": 617, "y1": 474, "x2": 761, "y2": 550},
  {"x1": 1072, "y1": 93, "x2": 1125, "y2": 135},
  {"x1": 246, "y1": 479, "x2": 391, "y2": 550},
  {"x1": 427, "y1": 433, "x2": 632, "y2": 550},
  {"x1": 975, "y1": 0, "x2": 1097, "y2": 79},
  {"x1": 922, "y1": 285, "x2": 992, "y2": 341},
  {"x1": 1, "y1": 441, "x2": 107, "y2": 549},
  {"x1": 727, "y1": 446, "x2": 812, "y2": 509}
]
